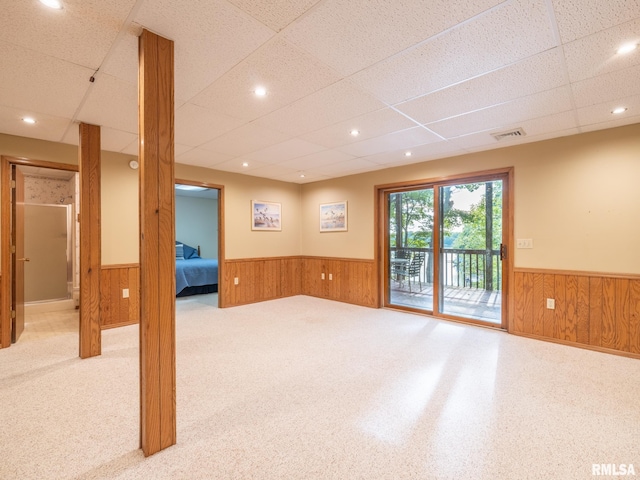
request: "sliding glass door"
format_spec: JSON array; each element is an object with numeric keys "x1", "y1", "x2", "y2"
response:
[{"x1": 385, "y1": 173, "x2": 508, "y2": 328}]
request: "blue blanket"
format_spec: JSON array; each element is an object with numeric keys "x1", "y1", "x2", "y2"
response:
[{"x1": 176, "y1": 258, "x2": 218, "y2": 295}]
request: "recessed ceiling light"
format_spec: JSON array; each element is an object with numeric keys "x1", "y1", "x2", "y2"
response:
[
  {"x1": 254, "y1": 87, "x2": 267, "y2": 97},
  {"x1": 612, "y1": 106, "x2": 627, "y2": 114},
  {"x1": 617, "y1": 42, "x2": 638, "y2": 55},
  {"x1": 404, "y1": 151, "x2": 412, "y2": 157},
  {"x1": 22, "y1": 117, "x2": 36, "y2": 124},
  {"x1": 350, "y1": 129, "x2": 359, "y2": 137},
  {"x1": 39, "y1": 0, "x2": 63, "y2": 9},
  {"x1": 242, "y1": 162, "x2": 249, "y2": 167},
  {"x1": 299, "y1": 174, "x2": 305, "y2": 178}
]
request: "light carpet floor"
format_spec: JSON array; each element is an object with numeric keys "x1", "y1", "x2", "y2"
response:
[{"x1": 1, "y1": 295, "x2": 639, "y2": 479}]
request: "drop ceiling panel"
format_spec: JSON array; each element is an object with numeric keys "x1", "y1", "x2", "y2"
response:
[
  {"x1": 254, "y1": 80, "x2": 387, "y2": 136},
  {"x1": 239, "y1": 163, "x2": 299, "y2": 178},
  {"x1": 351, "y1": 0, "x2": 557, "y2": 105},
  {"x1": 307, "y1": 157, "x2": 386, "y2": 177},
  {"x1": 226, "y1": 0, "x2": 322, "y2": 32},
  {"x1": 551, "y1": 0, "x2": 640, "y2": 43},
  {"x1": 449, "y1": 110, "x2": 578, "y2": 150},
  {"x1": 100, "y1": 28, "x2": 140, "y2": 86},
  {"x1": 99, "y1": 127, "x2": 139, "y2": 152},
  {"x1": 571, "y1": 64, "x2": 640, "y2": 108},
  {"x1": 300, "y1": 108, "x2": 418, "y2": 149},
  {"x1": 0, "y1": 41, "x2": 92, "y2": 119},
  {"x1": 277, "y1": 150, "x2": 356, "y2": 170},
  {"x1": 0, "y1": 105, "x2": 72, "y2": 143},
  {"x1": 564, "y1": 18, "x2": 640, "y2": 83},
  {"x1": 175, "y1": 103, "x2": 245, "y2": 147},
  {"x1": 283, "y1": 0, "x2": 503, "y2": 76},
  {"x1": 190, "y1": 37, "x2": 343, "y2": 120},
  {"x1": 0, "y1": 0, "x2": 136, "y2": 69},
  {"x1": 337, "y1": 127, "x2": 442, "y2": 157},
  {"x1": 200, "y1": 123, "x2": 291, "y2": 157},
  {"x1": 577, "y1": 94, "x2": 640, "y2": 127},
  {"x1": 270, "y1": 170, "x2": 331, "y2": 184},
  {"x1": 579, "y1": 113, "x2": 640, "y2": 133},
  {"x1": 76, "y1": 73, "x2": 138, "y2": 133},
  {"x1": 135, "y1": 0, "x2": 275, "y2": 100},
  {"x1": 396, "y1": 48, "x2": 567, "y2": 125},
  {"x1": 176, "y1": 147, "x2": 234, "y2": 168},
  {"x1": 363, "y1": 140, "x2": 466, "y2": 166},
  {"x1": 427, "y1": 87, "x2": 574, "y2": 139},
  {"x1": 240, "y1": 139, "x2": 326, "y2": 164},
  {"x1": 208, "y1": 157, "x2": 271, "y2": 174}
]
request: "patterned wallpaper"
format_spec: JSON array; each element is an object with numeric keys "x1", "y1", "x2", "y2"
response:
[{"x1": 23, "y1": 175, "x2": 75, "y2": 205}]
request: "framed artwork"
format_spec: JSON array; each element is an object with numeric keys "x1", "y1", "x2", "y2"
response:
[
  {"x1": 252, "y1": 200, "x2": 281, "y2": 231},
  {"x1": 320, "y1": 201, "x2": 347, "y2": 232}
]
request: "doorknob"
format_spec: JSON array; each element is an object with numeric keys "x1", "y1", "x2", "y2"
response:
[{"x1": 17, "y1": 258, "x2": 30, "y2": 262}]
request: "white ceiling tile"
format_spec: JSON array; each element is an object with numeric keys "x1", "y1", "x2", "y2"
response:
[
  {"x1": 307, "y1": 157, "x2": 386, "y2": 177},
  {"x1": 122, "y1": 139, "x2": 192, "y2": 156},
  {"x1": 351, "y1": 0, "x2": 557, "y2": 105},
  {"x1": 395, "y1": 48, "x2": 567, "y2": 125},
  {"x1": 0, "y1": 41, "x2": 93, "y2": 118},
  {"x1": 0, "y1": 105, "x2": 72, "y2": 143},
  {"x1": 363, "y1": 141, "x2": 466, "y2": 166},
  {"x1": 135, "y1": 0, "x2": 275, "y2": 100},
  {"x1": 336, "y1": 126, "x2": 442, "y2": 157},
  {"x1": 175, "y1": 103, "x2": 246, "y2": 147},
  {"x1": 564, "y1": 18, "x2": 640, "y2": 83},
  {"x1": 299, "y1": 108, "x2": 418, "y2": 149},
  {"x1": 242, "y1": 163, "x2": 300, "y2": 179},
  {"x1": 199, "y1": 123, "x2": 292, "y2": 157},
  {"x1": 0, "y1": 0, "x2": 136, "y2": 69},
  {"x1": 427, "y1": 87, "x2": 574, "y2": 138},
  {"x1": 241, "y1": 139, "x2": 326, "y2": 164},
  {"x1": 254, "y1": 80, "x2": 387, "y2": 136},
  {"x1": 579, "y1": 115, "x2": 640, "y2": 133},
  {"x1": 572, "y1": 64, "x2": 640, "y2": 108},
  {"x1": 277, "y1": 150, "x2": 356, "y2": 170},
  {"x1": 209, "y1": 157, "x2": 272, "y2": 174},
  {"x1": 100, "y1": 28, "x2": 139, "y2": 86},
  {"x1": 99, "y1": 127, "x2": 138, "y2": 152},
  {"x1": 176, "y1": 147, "x2": 234, "y2": 168},
  {"x1": 75, "y1": 73, "x2": 138, "y2": 133},
  {"x1": 190, "y1": 37, "x2": 343, "y2": 120},
  {"x1": 226, "y1": 0, "x2": 322, "y2": 32},
  {"x1": 270, "y1": 170, "x2": 332, "y2": 184},
  {"x1": 448, "y1": 110, "x2": 578, "y2": 150},
  {"x1": 577, "y1": 94, "x2": 640, "y2": 127},
  {"x1": 551, "y1": 0, "x2": 640, "y2": 43},
  {"x1": 283, "y1": 0, "x2": 503, "y2": 76}
]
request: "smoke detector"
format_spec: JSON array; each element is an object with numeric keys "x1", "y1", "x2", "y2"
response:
[{"x1": 491, "y1": 127, "x2": 526, "y2": 141}]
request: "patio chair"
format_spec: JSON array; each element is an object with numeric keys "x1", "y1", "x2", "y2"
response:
[{"x1": 396, "y1": 251, "x2": 425, "y2": 293}]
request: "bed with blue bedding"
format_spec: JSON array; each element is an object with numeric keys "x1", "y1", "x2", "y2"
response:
[{"x1": 176, "y1": 242, "x2": 218, "y2": 297}]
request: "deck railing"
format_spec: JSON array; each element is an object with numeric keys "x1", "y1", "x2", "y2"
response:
[{"x1": 390, "y1": 247, "x2": 502, "y2": 291}]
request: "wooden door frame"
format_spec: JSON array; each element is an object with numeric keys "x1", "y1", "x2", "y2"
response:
[
  {"x1": 1, "y1": 156, "x2": 80, "y2": 348},
  {"x1": 374, "y1": 167, "x2": 514, "y2": 330},
  {"x1": 175, "y1": 178, "x2": 225, "y2": 308}
]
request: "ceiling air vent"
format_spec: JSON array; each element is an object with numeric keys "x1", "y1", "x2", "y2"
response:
[{"x1": 491, "y1": 127, "x2": 526, "y2": 141}]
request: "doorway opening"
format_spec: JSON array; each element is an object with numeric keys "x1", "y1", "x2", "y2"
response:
[
  {"x1": 174, "y1": 181, "x2": 223, "y2": 308},
  {"x1": 380, "y1": 169, "x2": 512, "y2": 329},
  {"x1": 3, "y1": 161, "x2": 79, "y2": 344}
]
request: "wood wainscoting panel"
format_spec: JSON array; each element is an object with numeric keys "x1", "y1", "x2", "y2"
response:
[
  {"x1": 513, "y1": 268, "x2": 640, "y2": 358},
  {"x1": 301, "y1": 257, "x2": 377, "y2": 308},
  {"x1": 100, "y1": 265, "x2": 140, "y2": 329},
  {"x1": 223, "y1": 257, "x2": 302, "y2": 307}
]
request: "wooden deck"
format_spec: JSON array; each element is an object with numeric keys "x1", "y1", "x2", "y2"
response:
[{"x1": 389, "y1": 281, "x2": 501, "y2": 323}]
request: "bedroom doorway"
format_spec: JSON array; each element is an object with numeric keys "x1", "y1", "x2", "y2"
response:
[{"x1": 175, "y1": 181, "x2": 223, "y2": 308}]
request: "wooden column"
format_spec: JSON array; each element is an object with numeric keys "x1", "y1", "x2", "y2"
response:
[
  {"x1": 79, "y1": 123, "x2": 102, "y2": 358},
  {"x1": 138, "y1": 28, "x2": 176, "y2": 456}
]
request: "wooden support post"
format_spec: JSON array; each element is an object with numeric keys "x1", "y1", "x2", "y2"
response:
[
  {"x1": 79, "y1": 123, "x2": 102, "y2": 358},
  {"x1": 138, "y1": 28, "x2": 176, "y2": 456}
]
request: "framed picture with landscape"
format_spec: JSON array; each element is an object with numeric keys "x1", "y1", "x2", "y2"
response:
[
  {"x1": 320, "y1": 201, "x2": 347, "y2": 232},
  {"x1": 252, "y1": 200, "x2": 281, "y2": 231}
]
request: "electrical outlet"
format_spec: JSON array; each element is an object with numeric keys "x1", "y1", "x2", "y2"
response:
[
  {"x1": 234, "y1": 277, "x2": 239, "y2": 285},
  {"x1": 329, "y1": 273, "x2": 333, "y2": 280},
  {"x1": 516, "y1": 238, "x2": 534, "y2": 249},
  {"x1": 122, "y1": 288, "x2": 129, "y2": 298},
  {"x1": 546, "y1": 298, "x2": 555, "y2": 309},
  {"x1": 321, "y1": 273, "x2": 325, "y2": 280}
]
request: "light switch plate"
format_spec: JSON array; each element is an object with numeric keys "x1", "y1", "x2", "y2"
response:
[{"x1": 516, "y1": 238, "x2": 533, "y2": 249}]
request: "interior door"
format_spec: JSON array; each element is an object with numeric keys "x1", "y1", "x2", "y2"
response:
[{"x1": 11, "y1": 165, "x2": 26, "y2": 343}]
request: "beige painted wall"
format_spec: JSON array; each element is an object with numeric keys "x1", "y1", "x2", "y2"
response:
[
  {"x1": 176, "y1": 164, "x2": 302, "y2": 259},
  {"x1": 301, "y1": 123, "x2": 640, "y2": 274}
]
